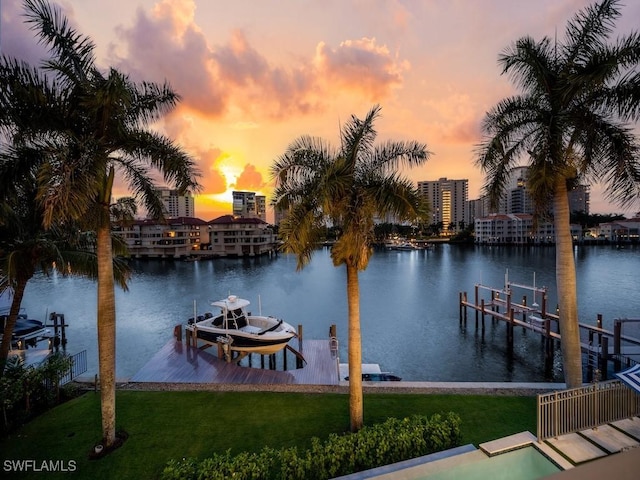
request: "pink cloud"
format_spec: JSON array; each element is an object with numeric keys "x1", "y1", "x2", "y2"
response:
[
  {"x1": 105, "y1": 1, "x2": 408, "y2": 120},
  {"x1": 110, "y1": 0, "x2": 225, "y2": 116},
  {"x1": 1, "y1": 0, "x2": 70, "y2": 65},
  {"x1": 314, "y1": 37, "x2": 408, "y2": 101}
]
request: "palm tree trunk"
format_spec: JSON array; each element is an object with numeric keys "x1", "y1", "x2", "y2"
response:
[
  {"x1": 96, "y1": 222, "x2": 117, "y2": 447},
  {"x1": 346, "y1": 262, "x2": 364, "y2": 432},
  {"x1": 0, "y1": 279, "x2": 28, "y2": 375},
  {"x1": 553, "y1": 178, "x2": 583, "y2": 388}
]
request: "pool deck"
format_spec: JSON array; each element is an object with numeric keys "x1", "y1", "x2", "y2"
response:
[{"x1": 545, "y1": 417, "x2": 640, "y2": 466}]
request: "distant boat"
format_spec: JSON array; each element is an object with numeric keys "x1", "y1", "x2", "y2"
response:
[
  {"x1": 345, "y1": 372, "x2": 402, "y2": 382},
  {"x1": 1, "y1": 295, "x2": 47, "y2": 349},
  {"x1": 185, "y1": 295, "x2": 297, "y2": 355}
]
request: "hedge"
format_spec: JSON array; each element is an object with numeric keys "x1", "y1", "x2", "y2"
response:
[{"x1": 162, "y1": 412, "x2": 462, "y2": 480}]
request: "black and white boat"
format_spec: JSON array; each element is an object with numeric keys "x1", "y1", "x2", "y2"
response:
[
  {"x1": 1, "y1": 313, "x2": 47, "y2": 348},
  {"x1": 185, "y1": 295, "x2": 297, "y2": 355},
  {"x1": 1, "y1": 292, "x2": 48, "y2": 348}
]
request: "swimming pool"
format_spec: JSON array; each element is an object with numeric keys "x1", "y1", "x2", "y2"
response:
[
  {"x1": 334, "y1": 444, "x2": 561, "y2": 480},
  {"x1": 419, "y1": 446, "x2": 560, "y2": 480}
]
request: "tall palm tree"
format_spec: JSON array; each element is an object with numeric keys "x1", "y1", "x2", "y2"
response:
[
  {"x1": 476, "y1": 0, "x2": 640, "y2": 388},
  {"x1": 0, "y1": 151, "x2": 131, "y2": 373},
  {"x1": 271, "y1": 105, "x2": 430, "y2": 431},
  {"x1": 0, "y1": 0, "x2": 200, "y2": 447}
]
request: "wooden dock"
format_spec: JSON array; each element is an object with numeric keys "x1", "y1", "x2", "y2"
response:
[
  {"x1": 130, "y1": 338, "x2": 340, "y2": 385},
  {"x1": 459, "y1": 280, "x2": 640, "y2": 380}
]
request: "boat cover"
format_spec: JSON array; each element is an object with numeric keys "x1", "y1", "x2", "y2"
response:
[{"x1": 615, "y1": 364, "x2": 640, "y2": 393}]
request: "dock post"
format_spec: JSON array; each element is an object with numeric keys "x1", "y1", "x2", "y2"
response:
[
  {"x1": 613, "y1": 320, "x2": 622, "y2": 371},
  {"x1": 480, "y1": 299, "x2": 485, "y2": 330},
  {"x1": 49, "y1": 312, "x2": 59, "y2": 352},
  {"x1": 600, "y1": 336, "x2": 609, "y2": 380},
  {"x1": 60, "y1": 314, "x2": 67, "y2": 350},
  {"x1": 507, "y1": 308, "x2": 513, "y2": 349},
  {"x1": 596, "y1": 314, "x2": 603, "y2": 347},
  {"x1": 298, "y1": 324, "x2": 303, "y2": 350},
  {"x1": 474, "y1": 286, "x2": 479, "y2": 324},
  {"x1": 173, "y1": 324, "x2": 182, "y2": 342}
]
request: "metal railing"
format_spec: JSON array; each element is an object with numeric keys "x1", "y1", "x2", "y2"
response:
[
  {"x1": 537, "y1": 380, "x2": 640, "y2": 441},
  {"x1": 60, "y1": 350, "x2": 87, "y2": 385},
  {"x1": 41, "y1": 350, "x2": 87, "y2": 387}
]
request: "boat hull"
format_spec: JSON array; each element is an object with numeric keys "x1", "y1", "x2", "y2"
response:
[{"x1": 193, "y1": 328, "x2": 294, "y2": 354}]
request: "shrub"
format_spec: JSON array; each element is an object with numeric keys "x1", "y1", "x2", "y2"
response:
[{"x1": 162, "y1": 412, "x2": 462, "y2": 480}]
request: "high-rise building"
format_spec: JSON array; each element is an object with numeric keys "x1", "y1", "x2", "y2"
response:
[
  {"x1": 155, "y1": 188, "x2": 194, "y2": 218},
  {"x1": 568, "y1": 185, "x2": 590, "y2": 214},
  {"x1": 417, "y1": 178, "x2": 468, "y2": 232},
  {"x1": 232, "y1": 191, "x2": 267, "y2": 221},
  {"x1": 255, "y1": 195, "x2": 267, "y2": 222},
  {"x1": 505, "y1": 166, "x2": 534, "y2": 214}
]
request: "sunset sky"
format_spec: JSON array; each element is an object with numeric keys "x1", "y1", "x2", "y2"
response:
[{"x1": 2, "y1": 0, "x2": 640, "y2": 221}]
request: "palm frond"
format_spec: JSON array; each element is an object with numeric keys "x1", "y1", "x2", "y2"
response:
[
  {"x1": 121, "y1": 129, "x2": 201, "y2": 195},
  {"x1": 24, "y1": 0, "x2": 96, "y2": 83},
  {"x1": 367, "y1": 140, "x2": 430, "y2": 173}
]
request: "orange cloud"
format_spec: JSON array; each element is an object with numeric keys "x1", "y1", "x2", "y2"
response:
[
  {"x1": 234, "y1": 164, "x2": 267, "y2": 192},
  {"x1": 193, "y1": 148, "x2": 228, "y2": 194}
]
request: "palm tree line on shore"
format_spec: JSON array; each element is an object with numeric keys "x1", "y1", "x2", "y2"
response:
[{"x1": 0, "y1": 0, "x2": 638, "y2": 456}]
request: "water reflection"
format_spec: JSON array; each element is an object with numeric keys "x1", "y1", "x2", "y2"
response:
[{"x1": 20, "y1": 244, "x2": 640, "y2": 381}]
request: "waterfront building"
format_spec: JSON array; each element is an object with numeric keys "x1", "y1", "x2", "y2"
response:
[
  {"x1": 467, "y1": 167, "x2": 591, "y2": 225},
  {"x1": 474, "y1": 213, "x2": 581, "y2": 244},
  {"x1": 594, "y1": 216, "x2": 640, "y2": 243},
  {"x1": 114, "y1": 216, "x2": 207, "y2": 258},
  {"x1": 207, "y1": 215, "x2": 278, "y2": 257},
  {"x1": 155, "y1": 187, "x2": 195, "y2": 218},
  {"x1": 417, "y1": 178, "x2": 468, "y2": 233}
]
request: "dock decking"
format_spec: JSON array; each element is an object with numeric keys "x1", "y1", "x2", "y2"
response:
[{"x1": 130, "y1": 339, "x2": 340, "y2": 385}]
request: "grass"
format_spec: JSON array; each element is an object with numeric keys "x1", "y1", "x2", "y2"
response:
[{"x1": 0, "y1": 391, "x2": 537, "y2": 480}]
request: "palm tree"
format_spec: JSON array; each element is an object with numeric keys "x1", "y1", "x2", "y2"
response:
[
  {"x1": 0, "y1": 155, "x2": 131, "y2": 374},
  {"x1": 271, "y1": 104, "x2": 430, "y2": 431},
  {"x1": 0, "y1": 0, "x2": 200, "y2": 447},
  {"x1": 476, "y1": 0, "x2": 640, "y2": 388}
]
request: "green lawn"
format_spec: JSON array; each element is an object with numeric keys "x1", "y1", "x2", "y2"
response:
[{"x1": 0, "y1": 391, "x2": 537, "y2": 480}]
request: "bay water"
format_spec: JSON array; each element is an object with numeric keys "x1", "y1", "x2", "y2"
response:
[{"x1": 20, "y1": 245, "x2": 640, "y2": 382}]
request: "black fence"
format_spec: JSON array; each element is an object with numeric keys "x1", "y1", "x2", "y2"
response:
[
  {"x1": 61, "y1": 350, "x2": 87, "y2": 385},
  {"x1": 41, "y1": 350, "x2": 87, "y2": 387}
]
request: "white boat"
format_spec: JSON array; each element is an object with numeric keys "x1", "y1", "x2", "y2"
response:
[{"x1": 185, "y1": 295, "x2": 297, "y2": 355}]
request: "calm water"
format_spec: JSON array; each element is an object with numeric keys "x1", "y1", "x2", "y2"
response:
[{"x1": 20, "y1": 244, "x2": 640, "y2": 381}]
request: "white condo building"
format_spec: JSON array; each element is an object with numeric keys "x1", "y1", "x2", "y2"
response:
[
  {"x1": 418, "y1": 178, "x2": 468, "y2": 232},
  {"x1": 155, "y1": 188, "x2": 194, "y2": 218},
  {"x1": 232, "y1": 191, "x2": 267, "y2": 222}
]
